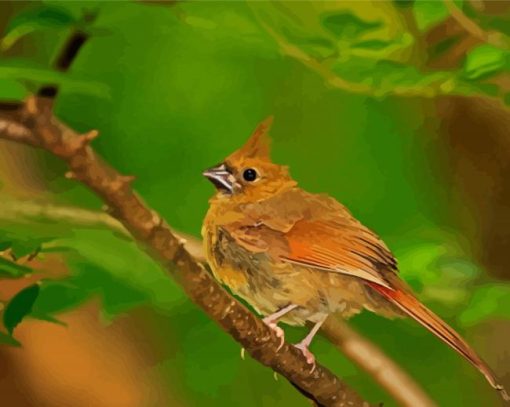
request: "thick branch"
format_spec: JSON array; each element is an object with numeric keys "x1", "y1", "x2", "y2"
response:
[{"x1": 0, "y1": 97, "x2": 370, "y2": 407}]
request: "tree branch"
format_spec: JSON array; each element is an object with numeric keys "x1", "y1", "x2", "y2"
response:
[
  {"x1": 322, "y1": 317, "x2": 437, "y2": 407},
  {"x1": 443, "y1": 0, "x2": 510, "y2": 50},
  {"x1": 0, "y1": 196, "x2": 436, "y2": 406},
  {"x1": 0, "y1": 199, "x2": 206, "y2": 263},
  {"x1": 0, "y1": 96, "x2": 371, "y2": 407},
  {"x1": 253, "y1": 15, "x2": 462, "y2": 99}
]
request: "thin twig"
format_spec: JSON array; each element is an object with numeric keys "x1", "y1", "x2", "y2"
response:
[
  {"x1": 38, "y1": 11, "x2": 98, "y2": 98},
  {"x1": 0, "y1": 97, "x2": 371, "y2": 407},
  {"x1": 253, "y1": 15, "x2": 461, "y2": 99},
  {"x1": 322, "y1": 317, "x2": 437, "y2": 407},
  {"x1": 0, "y1": 199, "x2": 205, "y2": 262},
  {"x1": 443, "y1": 0, "x2": 510, "y2": 50}
]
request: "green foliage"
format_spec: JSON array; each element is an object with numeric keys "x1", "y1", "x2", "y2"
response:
[
  {"x1": 0, "y1": 331, "x2": 21, "y2": 347},
  {"x1": 0, "y1": 59, "x2": 109, "y2": 97},
  {"x1": 463, "y1": 45, "x2": 509, "y2": 80},
  {"x1": 321, "y1": 11, "x2": 383, "y2": 40},
  {"x1": 460, "y1": 284, "x2": 510, "y2": 327},
  {"x1": 3, "y1": 283, "x2": 40, "y2": 335},
  {"x1": 248, "y1": 0, "x2": 509, "y2": 102},
  {"x1": 0, "y1": 229, "x2": 40, "y2": 277},
  {"x1": 0, "y1": 78, "x2": 28, "y2": 101},
  {"x1": 0, "y1": 257, "x2": 32, "y2": 278},
  {"x1": 1, "y1": 1, "x2": 510, "y2": 406},
  {"x1": 412, "y1": 0, "x2": 450, "y2": 32},
  {"x1": 0, "y1": 3, "x2": 108, "y2": 97},
  {"x1": 0, "y1": 218, "x2": 183, "y2": 324},
  {"x1": 1, "y1": 5, "x2": 77, "y2": 51},
  {"x1": 43, "y1": 228, "x2": 184, "y2": 319}
]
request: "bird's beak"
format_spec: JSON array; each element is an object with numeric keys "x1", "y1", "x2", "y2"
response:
[{"x1": 202, "y1": 163, "x2": 234, "y2": 194}]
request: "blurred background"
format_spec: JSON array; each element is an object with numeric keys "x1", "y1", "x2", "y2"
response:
[{"x1": 1, "y1": 1, "x2": 510, "y2": 406}]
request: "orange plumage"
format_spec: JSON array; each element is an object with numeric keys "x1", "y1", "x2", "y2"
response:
[{"x1": 201, "y1": 117, "x2": 508, "y2": 400}]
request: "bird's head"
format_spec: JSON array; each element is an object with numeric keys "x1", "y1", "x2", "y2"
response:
[{"x1": 203, "y1": 117, "x2": 296, "y2": 202}]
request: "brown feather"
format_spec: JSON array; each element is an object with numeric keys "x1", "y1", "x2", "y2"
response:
[
  {"x1": 227, "y1": 116, "x2": 273, "y2": 161},
  {"x1": 368, "y1": 282, "x2": 510, "y2": 401}
]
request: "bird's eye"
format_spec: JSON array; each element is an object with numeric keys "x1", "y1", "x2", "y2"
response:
[{"x1": 242, "y1": 168, "x2": 258, "y2": 182}]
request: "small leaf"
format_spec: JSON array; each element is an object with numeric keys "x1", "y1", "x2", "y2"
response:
[
  {"x1": 1, "y1": 5, "x2": 77, "y2": 51},
  {"x1": 463, "y1": 44, "x2": 509, "y2": 80},
  {"x1": 321, "y1": 12, "x2": 382, "y2": 40},
  {"x1": 10, "y1": 239, "x2": 43, "y2": 259},
  {"x1": 412, "y1": 1, "x2": 449, "y2": 32},
  {"x1": 280, "y1": 28, "x2": 337, "y2": 60},
  {"x1": 0, "y1": 240, "x2": 12, "y2": 251},
  {"x1": 31, "y1": 280, "x2": 88, "y2": 317},
  {"x1": 0, "y1": 79, "x2": 28, "y2": 101},
  {"x1": 0, "y1": 257, "x2": 32, "y2": 278},
  {"x1": 0, "y1": 59, "x2": 110, "y2": 97},
  {"x1": 3, "y1": 284, "x2": 40, "y2": 335},
  {"x1": 0, "y1": 331, "x2": 21, "y2": 347}
]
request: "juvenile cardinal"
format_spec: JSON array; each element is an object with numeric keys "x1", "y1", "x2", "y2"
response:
[{"x1": 202, "y1": 117, "x2": 508, "y2": 401}]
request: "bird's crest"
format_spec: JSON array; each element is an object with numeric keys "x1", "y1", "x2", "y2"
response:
[{"x1": 229, "y1": 116, "x2": 273, "y2": 161}]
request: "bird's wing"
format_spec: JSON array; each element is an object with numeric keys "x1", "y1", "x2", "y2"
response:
[
  {"x1": 223, "y1": 189, "x2": 397, "y2": 288},
  {"x1": 220, "y1": 191, "x2": 509, "y2": 398},
  {"x1": 279, "y1": 217, "x2": 396, "y2": 288}
]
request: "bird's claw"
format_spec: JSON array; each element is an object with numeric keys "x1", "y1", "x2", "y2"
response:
[
  {"x1": 263, "y1": 320, "x2": 285, "y2": 351},
  {"x1": 294, "y1": 342, "x2": 316, "y2": 373}
]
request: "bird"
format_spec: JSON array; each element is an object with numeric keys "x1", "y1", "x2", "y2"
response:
[{"x1": 201, "y1": 117, "x2": 509, "y2": 401}]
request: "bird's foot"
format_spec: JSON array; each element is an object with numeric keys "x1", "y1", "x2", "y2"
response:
[
  {"x1": 294, "y1": 342, "x2": 316, "y2": 373},
  {"x1": 262, "y1": 318, "x2": 285, "y2": 351}
]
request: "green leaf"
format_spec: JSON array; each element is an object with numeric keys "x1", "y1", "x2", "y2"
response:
[
  {"x1": 0, "y1": 331, "x2": 21, "y2": 347},
  {"x1": 3, "y1": 284, "x2": 40, "y2": 335},
  {"x1": 0, "y1": 240, "x2": 12, "y2": 251},
  {"x1": 280, "y1": 29, "x2": 337, "y2": 60},
  {"x1": 352, "y1": 39, "x2": 394, "y2": 51},
  {"x1": 412, "y1": 1, "x2": 449, "y2": 32},
  {"x1": 330, "y1": 58, "x2": 461, "y2": 97},
  {"x1": 0, "y1": 79, "x2": 28, "y2": 101},
  {"x1": 321, "y1": 12, "x2": 382, "y2": 40},
  {"x1": 31, "y1": 280, "x2": 87, "y2": 319},
  {"x1": 0, "y1": 257, "x2": 32, "y2": 278},
  {"x1": 10, "y1": 239, "x2": 45, "y2": 259},
  {"x1": 463, "y1": 44, "x2": 509, "y2": 81},
  {"x1": 1, "y1": 5, "x2": 77, "y2": 51},
  {"x1": 28, "y1": 228, "x2": 183, "y2": 322},
  {"x1": 459, "y1": 284, "x2": 510, "y2": 327},
  {"x1": 0, "y1": 59, "x2": 109, "y2": 97}
]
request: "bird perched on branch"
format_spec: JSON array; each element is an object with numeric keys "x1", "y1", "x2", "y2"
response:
[{"x1": 202, "y1": 117, "x2": 508, "y2": 401}]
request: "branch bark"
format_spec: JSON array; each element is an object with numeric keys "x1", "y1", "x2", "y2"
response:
[{"x1": 0, "y1": 96, "x2": 371, "y2": 407}]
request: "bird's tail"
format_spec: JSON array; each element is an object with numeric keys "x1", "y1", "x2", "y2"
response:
[{"x1": 368, "y1": 282, "x2": 510, "y2": 402}]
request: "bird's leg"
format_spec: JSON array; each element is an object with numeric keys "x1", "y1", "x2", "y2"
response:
[
  {"x1": 262, "y1": 304, "x2": 298, "y2": 351},
  {"x1": 294, "y1": 316, "x2": 327, "y2": 372}
]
